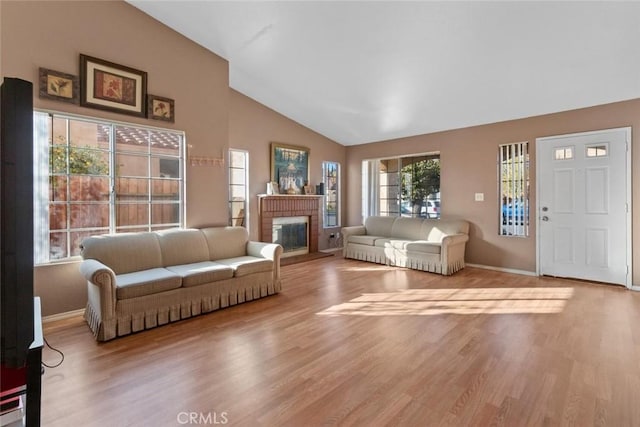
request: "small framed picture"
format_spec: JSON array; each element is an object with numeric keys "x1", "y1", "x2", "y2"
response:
[
  {"x1": 80, "y1": 54, "x2": 147, "y2": 117},
  {"x1": 147, "y1": 94, "x2": 175, "y2": 123},
  {"x1": 39, "y1": 68, "x2": 79, "y2": 104},
  {"x1": 267, "y1": 181, "x2": 280, "y2": 195}
]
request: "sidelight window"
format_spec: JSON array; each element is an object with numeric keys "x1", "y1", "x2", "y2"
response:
[
  {"x1": 228, "y1": 149, "x2": 248, "y2": 227},
  {"x1": 499, "y1": 142, "x2": 529, "y2": 237}
]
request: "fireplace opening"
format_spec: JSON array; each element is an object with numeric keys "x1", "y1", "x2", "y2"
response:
[{"x1": 273, "y1": 216, "x2": 309, "y2": 257}]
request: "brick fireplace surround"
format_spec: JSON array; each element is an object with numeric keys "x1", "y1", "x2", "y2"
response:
[{"x1": 257, "y1": 195, "x2": 322, "y2": 253}]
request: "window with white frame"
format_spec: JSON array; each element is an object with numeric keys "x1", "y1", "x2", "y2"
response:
[
  {"x1": 362, "y1": 154, "x2": 440, "y2": 219},
  {"x1": 33, "y1": 111, "x2": 185, "y2": 263},
  {"x1": 322, "y1": 161, "x2": 340, "y2": 227},
  {"x1": 228, "y1": 149, "x2": 248, "y2": 227},
  {"x1": 499, "y1": 142, "x2": 529, "y2": 236}
]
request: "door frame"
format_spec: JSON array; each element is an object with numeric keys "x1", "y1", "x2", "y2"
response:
[{"x1": 535, "y1": 127, "x2": 632, "y2": 289}]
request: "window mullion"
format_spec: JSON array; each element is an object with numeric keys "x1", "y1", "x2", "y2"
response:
[
  {"x1": 109, "y1": 124, "x2": 116, "y2": 234},
  {"x1": 147, "y1": 130, "x2": 152, "y2": 231},
  {"x1": 65, "y1": 118, "x2": 72, "y2": 258}
]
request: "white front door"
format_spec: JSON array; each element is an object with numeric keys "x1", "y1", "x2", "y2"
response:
[{"x1": 537, "y1": 128, "x2": 630, "y2": 286}]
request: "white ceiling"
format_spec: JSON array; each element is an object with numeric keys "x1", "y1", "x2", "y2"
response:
[{"x1": 129, "y1": 1, "x2": 640, "y2": 146}]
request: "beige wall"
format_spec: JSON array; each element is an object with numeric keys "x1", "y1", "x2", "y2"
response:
[
  {"x1": 2, "y1": 1, "x2": 344, "y2": 316},
  {"x1": 346, "y1": 98, "x2": 640, "y2": 282},
  {"x1": 4, "y1": 1, "x2": 639, "y2": 316},
  {"x1": 2, "y1": 0, "x2": 232, "y2": 316},
  {"x1": 229, "y1": 90, "x2": 346, "y2": 245}
]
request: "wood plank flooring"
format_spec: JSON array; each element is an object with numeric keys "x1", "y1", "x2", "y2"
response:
[{"x1": 40, "y1": 257, "x2": 640, "y2": 426}]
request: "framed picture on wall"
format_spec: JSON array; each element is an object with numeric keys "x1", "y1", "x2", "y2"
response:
[
  {"x1": 270, "y1": 142, "x2": 309, "y2": 195},
  {"x1": 147, "y1": 94, "x2": 175, "y2": 123},
  {"x1": 38, "y1": 68, "x2": 79, "y2": 104},
  {"x1": 79, "y1": 54, "x2": 147, "y2": 117}
]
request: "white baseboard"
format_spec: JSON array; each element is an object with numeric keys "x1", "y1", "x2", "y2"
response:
[
  {"x1": 466, "y1": 263, "x2": 537, "y2": 277},
  {"x1": 42, "y1": 308, "x2": 85, "y2": 323}
]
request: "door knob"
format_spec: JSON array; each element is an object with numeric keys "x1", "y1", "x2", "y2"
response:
[{"x1": 542, "y1": 216, "x2": 549, "y2": 221}]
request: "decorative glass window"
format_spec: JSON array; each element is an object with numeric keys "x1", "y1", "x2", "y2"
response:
[
  {"x1": 586, "y1": 144, "x2": 608, "y2": 158},
  {"x1": 499, "y1": 142, "x2": 529, "y2": 236},
  {"x1": 554, "y1": 147, "x2": 573, "y2": 160},
  {"x1": 322, "y1": 161, "x2": 340, "y2": 227},
  {"x1": 228, "y1": 149, "x2": 248, "y2": 227},
  {"x1": 33, "y1": 111, "x2": 185, "y2": 263}
]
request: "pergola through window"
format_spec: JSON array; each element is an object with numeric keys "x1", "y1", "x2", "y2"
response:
[{"x1": 33, "y1": 111, "x2": 185, "y2": 263}]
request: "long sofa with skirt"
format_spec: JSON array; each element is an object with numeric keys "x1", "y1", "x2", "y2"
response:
[
  {"x1": 79, "y1": 226, "x2": 282, "y2": 341},
  {"x1": 341, "y1": 216, "x2": 469, "y2": 275}
]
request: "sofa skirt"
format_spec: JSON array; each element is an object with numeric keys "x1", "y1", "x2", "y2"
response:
[
  {"x1": 344, "y1": 243, "x2": 465, "y2": 276},
  {"x1": 85, "y1": 271, "x2": 280, "y2": 341}
]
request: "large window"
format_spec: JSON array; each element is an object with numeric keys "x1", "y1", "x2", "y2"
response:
[
  {"x1": 363, "y1": 154, "x2": 440, "y2": 220},
  {"x1": 499, "y1": 142, "x2": 529, "y2": 236},
  {"x1": 322, "y1": 161, "x2": 340, "y2": 227},
  {"x1": 33, "y1": 112, "x2": 185, "y2": 263},
  {"x1": 228, "y1": 149, "x2": 248, "y2": 227}
]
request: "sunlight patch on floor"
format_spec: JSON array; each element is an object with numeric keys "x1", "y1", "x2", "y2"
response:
[{"x1": 317, "y1": 287, "x2": 575, "y2": 316}]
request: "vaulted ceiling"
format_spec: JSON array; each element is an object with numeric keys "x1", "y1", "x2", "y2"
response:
[{"x1": 129, "y1": 1, "x2": 640, "y2": 146}]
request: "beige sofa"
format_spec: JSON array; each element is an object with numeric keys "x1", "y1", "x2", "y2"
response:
[
  {"x1": 79, "y1": 226, "x2": 282, "y2": 341},
  {"x1": 341, "y1": 216, "x2": 469, "y2": 275}
]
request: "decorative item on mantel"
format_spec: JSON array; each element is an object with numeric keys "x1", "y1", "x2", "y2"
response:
[{"x1": 267, "y1": 181, "x2": 279, "y2": 195}]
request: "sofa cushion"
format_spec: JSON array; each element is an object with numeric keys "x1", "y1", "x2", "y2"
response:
[
  {"x1": 166, "y1": 261, "x2": 234, "y2": 287},
  {"x1": 374, "y1": 239, "x2": 414, "y2": 250},
  {"x1": 422, "y1": 219, "x2": 470, "y2": 242},
  {"x1": 156, "y1": 229, "x2": 210, "y2": 267},
  {"x1": 115, "y1": 268, "x2": 182, "y2": 300},
  {"x1": 348, "y1": 234, "x2": 384, "y2": 246},
  {"x1": 390, "y1": 217, "x2": 424, "y2": 240},
  {"x1": 364, "y1": 216, "x2": 396, "y2": 238},
  {"x1": 405, "y1": 241, "x2": 441, "y2": 255},
  {"x1": 81, "y1": 232, "x2": 163, "y2": 275},
  {"x1": 216, "y1": 256, "x2": 273, "y2": 278},
  {"x1": 201, "y1": 227, "x2": 249, "y2": 260}
]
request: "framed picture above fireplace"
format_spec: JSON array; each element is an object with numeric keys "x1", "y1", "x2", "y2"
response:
[{"x1": 270, "y1": 142, "x2": 309, "y2": 195}]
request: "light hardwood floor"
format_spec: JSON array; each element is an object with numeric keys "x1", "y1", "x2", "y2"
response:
[{"x1": 41, "y1": 256, "x2": 640, "y2": 426}]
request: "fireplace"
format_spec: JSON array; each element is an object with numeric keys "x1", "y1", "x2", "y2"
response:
[
  {"x1": 257, "y1": 195, "x2": 321, "y2": 254},
  {"x1": 273, "y1": 216, "x2": 308, "y2": 257}
]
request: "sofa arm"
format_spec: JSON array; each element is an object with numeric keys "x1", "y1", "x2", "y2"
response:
[
  {"x1": 441, "y1": 234, "x2": 469, "y2": 275},
  {"x1": 247, "y1": 241, "x2": 283, "y2": 280},
  {"x1": 341, "y1": 225, "x2": 366, "y2": 256},
  {"x1": 79, "y1": 259, "x2": 117, "y2": 318}
]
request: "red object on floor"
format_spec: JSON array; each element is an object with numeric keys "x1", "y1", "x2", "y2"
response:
[{"x1": 1, "y1": 364, "x2": 26, "y2": 412}]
